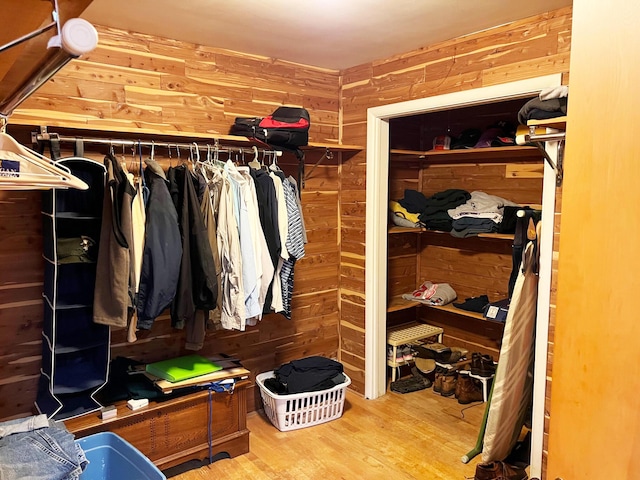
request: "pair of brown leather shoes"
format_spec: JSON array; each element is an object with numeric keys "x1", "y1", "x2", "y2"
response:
[
  {"x1": 474, "y1": 460, "x2": 527, "y2": 480},
  {"x1": 455, "y1": 372, "x2": 484, "y2": 404}
]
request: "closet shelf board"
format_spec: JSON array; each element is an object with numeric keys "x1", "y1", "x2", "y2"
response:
[
  {"x1": 390, "y1": 145, "x2": 541, "y2": 163},
  {"x1": 527, "y1": 116, "x2": 567, "y2": 130},
  {"x1": 9, "y1": 120, "x2": 364, "y2": 151}
]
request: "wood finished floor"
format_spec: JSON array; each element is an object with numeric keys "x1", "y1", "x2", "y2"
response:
[{"x1": 170, "y1": 386, "x2": 486, "y2": 480}]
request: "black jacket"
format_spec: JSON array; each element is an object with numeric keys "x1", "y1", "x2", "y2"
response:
[
  {"x1": 168, "y1": 164, "x2": 218, "y2": 328},
  {"x1": 136, "y1": 160, "x2": 182, "y2": 329}
]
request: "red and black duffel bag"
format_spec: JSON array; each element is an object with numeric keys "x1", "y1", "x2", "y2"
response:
[{"x1": 230, "y1": 106, "x2": 310, "y2": 150}]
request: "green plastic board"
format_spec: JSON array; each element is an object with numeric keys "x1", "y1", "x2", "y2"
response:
[{"x1": 145, "y1": 355, "x2": 222, "y2": 383}]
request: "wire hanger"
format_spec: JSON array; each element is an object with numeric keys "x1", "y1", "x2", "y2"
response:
[{"x1": 0, "y1": 132, "x2": 88, "y2": 190}]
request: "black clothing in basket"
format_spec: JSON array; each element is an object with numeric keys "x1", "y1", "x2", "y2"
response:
[{"x1": 271, "y1": 356, "x2": 344, "y2": 394}]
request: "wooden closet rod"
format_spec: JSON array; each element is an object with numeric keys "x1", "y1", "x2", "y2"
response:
[{"x1": 32, "y1": 131, "x2": 283, "y2": 157}]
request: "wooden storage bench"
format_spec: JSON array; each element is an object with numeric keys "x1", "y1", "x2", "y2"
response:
[{"x1": 64, "y1": 380, "x2": 250, "y2": 470}]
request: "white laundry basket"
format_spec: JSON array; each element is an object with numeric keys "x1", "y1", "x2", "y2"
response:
[{"x1": 255, "y1": 370, "x2": 351, "y2": 432}]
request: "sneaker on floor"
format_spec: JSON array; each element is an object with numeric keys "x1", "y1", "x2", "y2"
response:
[{"x1": 402, "y1": 346, "x2": 414, "y2": 362}]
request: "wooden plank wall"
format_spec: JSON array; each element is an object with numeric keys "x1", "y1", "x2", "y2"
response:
[
  {"x1": 0, "y1": 24, "x2": 344, "y2": 421},
  {"x1": 338, "y1": 6, "x2": 572, "y2": 474},
  {"x1": 9, "y1": 26, "x2": 340, "y2": 143},
  {"x1": 1, "y1": 9, "x2": 571, "y2": 475}
]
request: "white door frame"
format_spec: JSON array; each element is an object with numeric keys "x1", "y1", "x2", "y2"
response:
[{"x1": 363, "y1": 74, "x2": 560, "y2": 476}]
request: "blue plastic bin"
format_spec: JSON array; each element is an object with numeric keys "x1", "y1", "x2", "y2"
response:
[{"x1": 76, "y1": 432, "x2": 166, "y2": 480}]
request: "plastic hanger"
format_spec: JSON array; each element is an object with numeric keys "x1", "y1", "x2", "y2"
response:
[
  {"x1": 269, "y1": 150, "x2": 282, "y2": 172},
  {"x1": 0, "y1": 132, "x2": 88, "y2": 190},
  {"x1": 248, "y1": 146, "x2": 261, "y2": 169}
]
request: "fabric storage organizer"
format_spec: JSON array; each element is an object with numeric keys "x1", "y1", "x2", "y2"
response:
[
  {"x1": 36, "y1": 157, "x2": 110, "y2": 421},
  {"x1": 256, "y1": 370, "x2": 351, "y2": 432}
]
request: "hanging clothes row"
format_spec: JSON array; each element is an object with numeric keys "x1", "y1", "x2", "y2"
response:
[{"x1": 39, "y1": 136, "x2": 306, "y2": 351}]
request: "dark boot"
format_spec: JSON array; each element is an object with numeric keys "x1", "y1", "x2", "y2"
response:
[
  {"x1": 455, "y1": 373, "x2": 484, "y2": 404},
  {"x1": 470, "y1": 353, "x2": 496, "y2": 377},
  {"x1": 474, "y1": 461, "x2": 527, "y2": 480}
]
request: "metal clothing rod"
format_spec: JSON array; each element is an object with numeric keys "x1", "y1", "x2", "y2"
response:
[
  {"x1": 0, "y1": 48, "x2": 77, "y2": 118},
  {"x1": 0, "y1": 22, "x2": 57, "y2": 54},
  {"x1": 33, "y1": 132, "x2": 283, "y2": 157},
  {"x1": 525, "y1": 131, "x2": 565, "y2": 143},
  {"x1": 0, "y1": 0, "x2": 98, "y2": 118}
]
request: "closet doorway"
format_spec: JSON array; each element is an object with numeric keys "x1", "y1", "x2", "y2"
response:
[{"x1": 363, "y1": 74, "x2": 561, "y2": 477}]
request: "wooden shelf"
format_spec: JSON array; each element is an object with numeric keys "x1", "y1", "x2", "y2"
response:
[
  {"x1": 8, "y1": 121, "x2": 363, "y2": 152},
  {"x1": 387, "y1": 296, "x2": 418, "y2": 313},
  {"x1": 388, "y1": 226, "x2": 425, "y2": 234},
  {"x1": 423, "y1": 229, "x2": 514, "y2": 241},
  {"x1": 388, "y1": 225, "x2": 514, "y2": 241},
  {"x1": 305, "y1": 142, "x2": 363, "y2": 151},
  {"x1": 390, "y1": 145, "x2": 542, "y2": 163},
  {"x1": 527, "y1": 116, "x2": 567, "y2": 130},
  {"x1": 387, "y1": 295, "x2": 505, "y2": 324},
  {"x1": 424, "y1": 303, "x2": 486, "y2": 321}
]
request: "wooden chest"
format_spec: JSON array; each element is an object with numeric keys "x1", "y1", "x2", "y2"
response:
[{"x1": 64, "y1": 381, "x2": 250, "y2": 470}]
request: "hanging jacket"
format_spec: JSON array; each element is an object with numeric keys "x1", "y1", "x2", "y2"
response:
[
  {"x1": 136, "y1": 160, "x2": 181, "y2": 330},
  {"x1": 167, "y1": 164, "x2": 218, "y2": 329},
  {"x1": 250, "y1": 167, "x2": 280, "y2": 314},
  {"x1": 93, "y1": 153, "x2": 135, "y2": 328},
  {"x1": 217, "y1": 172, "x2": 246, "y2": 330},
  {"x1": 278, "y1": 174, "x2": 305, "y2": 319}
]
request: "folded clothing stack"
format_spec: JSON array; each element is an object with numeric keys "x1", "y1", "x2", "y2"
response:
[{"x1": 402, "y1": 281, "x2": 457, "y2": 306}]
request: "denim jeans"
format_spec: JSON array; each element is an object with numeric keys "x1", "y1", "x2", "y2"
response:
[{"x1": 0, "y1": 415, "x2": 87, "y2": 480}]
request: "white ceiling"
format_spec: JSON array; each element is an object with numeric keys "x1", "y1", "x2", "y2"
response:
[{"x1": 82, "y1": 0, "x2": 572, "y2": 70}]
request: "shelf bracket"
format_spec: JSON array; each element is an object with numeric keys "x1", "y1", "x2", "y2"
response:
[
  {"x1": 526, "y1": 128, "x2": 565, "y2": 187},
  {"x1": 303, "y1": 147, "x2": 333, "y2": 183}
]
